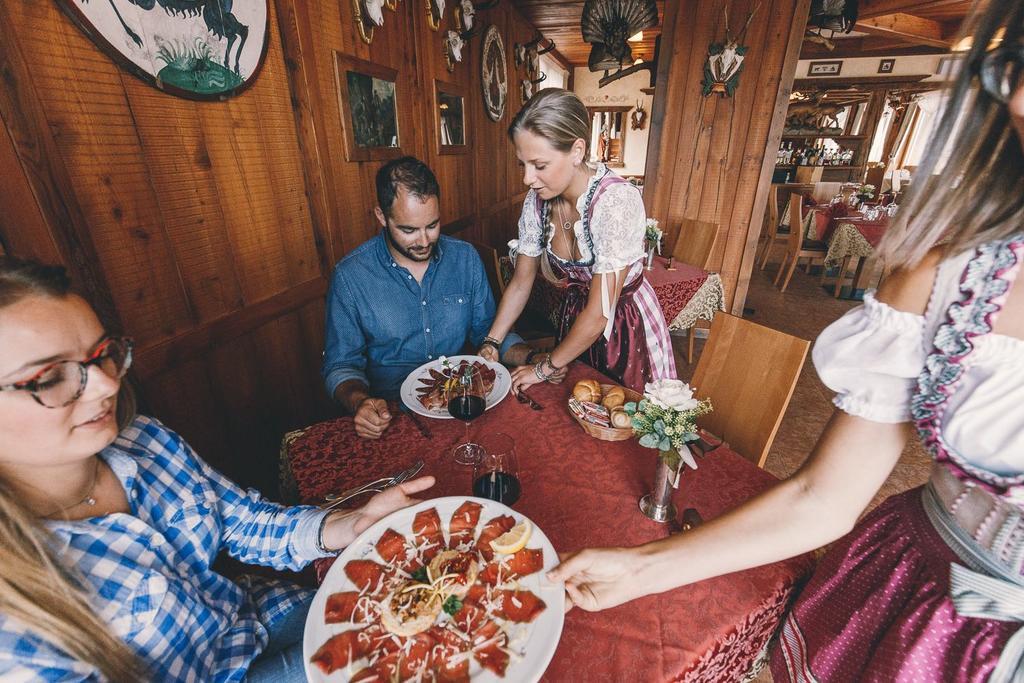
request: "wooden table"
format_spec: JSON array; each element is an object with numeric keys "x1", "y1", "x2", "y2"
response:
[{"x1": 282, "y1": 364, "x2": 813, "y2": 681}]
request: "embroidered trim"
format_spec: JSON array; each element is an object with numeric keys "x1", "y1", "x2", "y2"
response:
[{"x1": 912, "y1": 235, "x2": 1024, "y2": 493}]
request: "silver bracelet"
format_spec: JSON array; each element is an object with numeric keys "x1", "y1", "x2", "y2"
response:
[{"x1": 316, "y1": 511, "x2": 339, "y2": 556}]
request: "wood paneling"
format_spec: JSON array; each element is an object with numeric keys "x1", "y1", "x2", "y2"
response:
[
  {"x1": 0, "y1": 0, "x2": 543, "y2": 494},
  {"x1": 644, "y1": 0, "x2": 811, "y2": 315}
]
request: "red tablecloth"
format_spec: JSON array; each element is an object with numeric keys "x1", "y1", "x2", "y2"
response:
[
  {"x1": 811, "y1": 204, "x2": 888, "y2": 244},
  {"x1": 283, "y1": 364, "x2": 813, "y2": 681},
  {"x1": 836, "y1": 216, "x2": 888, "y2": 247}
]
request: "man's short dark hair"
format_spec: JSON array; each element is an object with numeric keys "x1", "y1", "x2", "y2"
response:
[{"x1": 375, "y1": 156, "x2": 441, "y2": 217}]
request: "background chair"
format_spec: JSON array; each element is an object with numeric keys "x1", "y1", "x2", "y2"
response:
[
  {"x1": 690, "y1": 313, "x2": 809, "y2": 468},
  {"x1": 471, "y1": 241, "x2": 554, "y2": 352},
  {"x1": 671, "y1": 218, "x2": 720, "y2": 363},
  {"x1": 811, "y1": 182, "x2": 842, "y2": 203},
  {"x1": 469, "y1": 240, "x2": 506, "y2": 300},
  {"x1": 774, "y1": 192, "x2": 828, "y2": 292}
]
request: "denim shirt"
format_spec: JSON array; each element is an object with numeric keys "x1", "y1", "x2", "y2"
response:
[{"x1": 321, "y1": 233, "x2": 522, "y2": 400}]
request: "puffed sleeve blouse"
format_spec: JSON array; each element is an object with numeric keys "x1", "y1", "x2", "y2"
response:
[
  {"x1": 812, "y1": 247, "x2": 1024, "y2": 477},
  {"x1": 515, "y1": 164, "x2": 646, "y2": 273}
]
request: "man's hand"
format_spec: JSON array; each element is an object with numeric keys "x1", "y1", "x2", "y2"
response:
[
  {"x1": 477, "y1": 345, "x2": 499, "y2": 363},
  {"x1": 354, "y1": 398, "x2": 392, "y2": 439}
]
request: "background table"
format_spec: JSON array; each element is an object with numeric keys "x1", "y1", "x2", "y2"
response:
[
  {"x1": 823, "y1": 217, "x2": 888, "y2": 267},
  {"x1": 282, "y1": 364, "x2": 813, "y2": 681},
  {"x1": 512, "y1": 257, "x2": 725, "y2": 334}
]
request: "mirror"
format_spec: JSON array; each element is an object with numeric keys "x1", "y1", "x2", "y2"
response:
[{"x1": 588, "y1": 107, "x2": 630, "y2": 167}]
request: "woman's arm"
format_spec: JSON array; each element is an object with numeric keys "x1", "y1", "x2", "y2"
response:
[
  {"x1": 551, "y1": 411, "x2": 911, "y2": 610},
  {"x1": 510, "y1": 267, "x2": 626, "y2": 391},
  {"x1": 550, "y1": 248, "x2": 944, "y2": 610},
  {"x1": 479, "y1": 255, "x2": 539, "y2": 360}
]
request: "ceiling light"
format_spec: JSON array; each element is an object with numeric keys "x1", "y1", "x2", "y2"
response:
[
  {"x1": 952, "y1": 26, "x2": 1005, "y2": 53},
  {"x1": 628, "y1": 31, "x2": 643, "y2": 42}
]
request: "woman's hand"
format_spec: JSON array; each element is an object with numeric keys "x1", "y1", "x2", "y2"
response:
[
  {"x1": 320, "y1": 476, "x2": 435, "y2": 551},
  {"x1": 477, "y1": 345, "x2": 499, "y2": 363},
  {"x1": 547, "y1": 546, "x2": 654, "y2": 612},
  {"x1": 510, "y1": 363, "x2": 544, "y2": 395}
]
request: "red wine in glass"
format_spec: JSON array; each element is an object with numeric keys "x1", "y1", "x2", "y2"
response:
[
  {"x1": 450, "y1": 362, "x2": 486, "y2": 465},
  {"x1": 472, "y1": 470, "x2": 521, "y2": 505},
  {"x1": 448, "y1": 394, "x2": 485, "y2": 421}
]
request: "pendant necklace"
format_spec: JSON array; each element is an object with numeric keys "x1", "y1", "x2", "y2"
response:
[{"x1": 40, "y1": 457, "x2": 100, "y2": 517}]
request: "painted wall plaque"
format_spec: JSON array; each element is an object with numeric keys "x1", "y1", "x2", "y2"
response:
[
  {"x1": 57, "y1": 0, "x2": 269, "y2": 100},
  {"x1": 481, "y1": 25, "x2": 507, "y2": 122}
]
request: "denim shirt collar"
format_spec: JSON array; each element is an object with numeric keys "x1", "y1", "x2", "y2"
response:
[{"x1": 374, "y1": 231, "x2": 446, "y2": 271}]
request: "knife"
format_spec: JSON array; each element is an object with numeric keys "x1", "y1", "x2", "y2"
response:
[{"x1": 398, "y1": 402, "x2": 432, "y2": 438}]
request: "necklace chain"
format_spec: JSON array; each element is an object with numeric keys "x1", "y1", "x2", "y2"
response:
[{"x1": 39, "y1": 458, "x2": 100, "y2": 518}]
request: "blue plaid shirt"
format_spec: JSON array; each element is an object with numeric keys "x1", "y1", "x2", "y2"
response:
[
  {"x1": 0, "y1": 415, "x2": 330, "y2": 682},
  {"x1": 322, "y1": 233, "x2": 523, "y2": 400}
]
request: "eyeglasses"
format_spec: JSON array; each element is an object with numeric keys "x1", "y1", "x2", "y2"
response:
[
  {"x1": 0, "y1": 337, "x2": 134, "y2": 408},
  {"x1": 979, "y1": 44, "x2": 1024, "y2": 104}
]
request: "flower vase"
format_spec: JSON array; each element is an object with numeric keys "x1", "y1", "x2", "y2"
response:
[
  {"x1": 645, "y1": 243, "x2": 657, "y2": 271},
  {"x1": 639, "y1": 451, "x2": 680, "y2": 523}
]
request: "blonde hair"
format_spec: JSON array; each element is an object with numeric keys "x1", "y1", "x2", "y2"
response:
[
  {"x1": 0, "y1": 257, "x2": 143, "y2": 681},
  {"x1": 508, "y1": 88, "x2": 591, "y2": 159},
  {"x1": 876, "y1": 1, "x2": 1024, "y2": 267}
]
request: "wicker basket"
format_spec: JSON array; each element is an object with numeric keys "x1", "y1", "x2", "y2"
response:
[{"x1": 570, "y1": 384, "x2": 643, "y2": 442}]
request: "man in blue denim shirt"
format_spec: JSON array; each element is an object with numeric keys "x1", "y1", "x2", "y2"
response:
[{"x1": 322, "y1": 157, "x2": 534, "y2": 439}]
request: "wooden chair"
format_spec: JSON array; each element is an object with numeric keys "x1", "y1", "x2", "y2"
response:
[
  {"x1": 811, "y1": 182, "x2": 842, "y2": 203},
  {"x1": 758, "y1": 183, "x2": 815, "y2": 270},
  {"x1": 691, "y1": 313, "x2": 809, "y2": 468},
  {"x1": 469, "y1": 240, "x2": 506, "y2": 300},
  {"x1": 670, "y1": 219, "x2": 720, "y2": 363},
  {"x1": 774, "y1": 192, "x2": 828, "y2": 292},
  {"x1": 794, "y1": 165, "x2": 823, "y2": 184}
]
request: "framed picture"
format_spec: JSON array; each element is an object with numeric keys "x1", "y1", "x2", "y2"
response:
[
  {"x1": 878, "y1": 58, "x2": 895, "y2": 74},
  {"x1": 807, "y1": 60, "x2": 842, "y2": 77},
  {"x1": 435, "y1": 80, "x2": 468, "y2": 155},
  {"x1": 334, "y1": 52, "x2": 403, "y2": 162}
]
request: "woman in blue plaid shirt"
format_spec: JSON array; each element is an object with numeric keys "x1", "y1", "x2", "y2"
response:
[{"x1": 0, "y1": 258, "x2": 434, "y2": 681}]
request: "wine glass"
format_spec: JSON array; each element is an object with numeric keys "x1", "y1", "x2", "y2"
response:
[
  {"x1": 471, "y1": 432, "x2": 521, "y2": 505},
  {"x1": 449, "y1": 362, "x2": 487, "y2": 465}
]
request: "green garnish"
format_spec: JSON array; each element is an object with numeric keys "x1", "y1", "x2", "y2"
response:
[
  {"x1": 442, "y1": 595, "x2": 463, "y2": 616},
  {"x1": 411, "y1": 567, "x2": 428, "y2": 582}
]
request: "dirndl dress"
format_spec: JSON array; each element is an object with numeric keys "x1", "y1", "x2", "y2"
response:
[{"x1": 771, "y1": 233, "x2": 1024, "y2": 682}]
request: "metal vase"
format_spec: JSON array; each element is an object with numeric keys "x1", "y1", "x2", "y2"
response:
[{"x1": 639, "y1": 453, "x2": 679, "y2": 523}]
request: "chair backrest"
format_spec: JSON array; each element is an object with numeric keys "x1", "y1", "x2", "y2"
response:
[
  {"x1": 468, "y1": 240, "x2": 505, "y2": 299},
  {"x1": 764, "y1": 184, "x2": 780, "y2": 236},
  {"x1": 794, "y1": 165, "x2": 823, "y2": 184},
  {"x1": 811, "y1": 182, "x2": 842, "y2": 204},
  {"x1": 661, "y1": 220, "x2": 682, "y2": 257},
  {"x1": 671, "y1": 218, "x2": 719, "y2": 269},
  {"x1": 787, "y1": 192, "x2": 807, "y2": 250},
  {"x1": 864, "y1": 166, "x2": 885, "y2": 192},
  {"x1": 691, "y1": 313, "x2": 809, "y2": 468}
]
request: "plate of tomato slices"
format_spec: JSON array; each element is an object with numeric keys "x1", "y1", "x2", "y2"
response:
[{"x1": 303, "y1": 496, "x2": 564, "y2": 682}]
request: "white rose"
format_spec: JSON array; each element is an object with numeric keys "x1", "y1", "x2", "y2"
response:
[{"x1": 644, "y1": 379, "x2": 700, "y2": 412}]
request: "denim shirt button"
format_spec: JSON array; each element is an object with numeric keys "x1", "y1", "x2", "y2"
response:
[
  {"x1": 422, "y1": 300, "x2": 427, "y2": 306},
  {"x1": 425, "y1": 328, "x2": 431, "y2": 333}
]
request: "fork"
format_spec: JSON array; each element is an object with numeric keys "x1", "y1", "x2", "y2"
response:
[
  {"x1": 515, "y1": 391, "x2": 544, "y2": 411},
  {"x1": 322, "y1": 460, "x2": 424, "y2": 509}
]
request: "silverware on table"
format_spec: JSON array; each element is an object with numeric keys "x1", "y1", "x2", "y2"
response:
[
  {"x1": 322, "y1": 460, "x2": 424, "y2": 509},
  {"x1": 516, "y1": 390, "x2": 544, "y2": 411},
  {"x1": 398, "y1": 402, "x2": 432, "y2": 438}
]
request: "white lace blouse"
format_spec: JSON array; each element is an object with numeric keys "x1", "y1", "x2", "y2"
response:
[
  {"x1": 516, "y1": 164, "x2": 646, "y2": 274},
  {"x1": 812, "y1": 247, "x2": 1024, "y2": 477}
]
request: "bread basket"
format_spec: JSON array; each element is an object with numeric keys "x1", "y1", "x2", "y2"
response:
[{"x1": 570, "y1": 384, "x2": 643, "y2": 442}]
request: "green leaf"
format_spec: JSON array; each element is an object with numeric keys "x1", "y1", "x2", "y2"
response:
[
  {"x1": 659, "y1": 436, "x2": 672, "y2": 451},
  {"x1": 443, "y1": 595, "x2": 463, "y2": 616},
  {"x1": 623, "y1": 402, "x2": 637, "y2": 415},
  {"x1": 411, "y1": 567, "x2": 428, "y2": 583},
  {"x1": 638, "y1": 433, "x2": 660, "y2": 449},
  {"x1": 653, "y1": 419, "x2": 666, "y2": 435},
  {"x1": 682, "y1": 432, "x2": 699, "y2": 443}
]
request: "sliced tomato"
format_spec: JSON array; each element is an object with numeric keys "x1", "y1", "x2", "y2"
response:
[
  {"x1": 375, "y1": 528, "x2": 408, "y2": 565},
  {"x1": 344, "y1": 559, "x2": 387, "y2": 593},
  {"x1": 472, "y1": 620, "x2": 510, "y2": 677},
  {"x1": 324, "y1": 590, "x2": 375, "y2": 624},
  {"x1": 309, "y1": 628, "x2": 369, "y2": 674},
  {"x1": 488, "y1": 589, "x2": 547, "y2": 623},
  {"x1": 474, "y1": 514, "x2": 516, "y2": 562},
  {"x1": 478, "y1": 547, "x2": 544, "y2": 585},
  {"x1": 413, "y1": 507, "x2": 445, "y2": 561},
  {"x1": 448, "y1": 501, "x2": 482, "y2": 548},
  {"x1": 452, "y1": 601, "x2": 488, "y2": 634}
]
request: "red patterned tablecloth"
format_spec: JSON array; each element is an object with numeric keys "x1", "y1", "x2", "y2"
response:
[{"x1": 283, "y1": 364, "x2": 813, "y2": 681}]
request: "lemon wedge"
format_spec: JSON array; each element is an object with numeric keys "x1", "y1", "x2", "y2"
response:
[{"x1": 489, "y1": 520, "x2": 532, "y2": 555}]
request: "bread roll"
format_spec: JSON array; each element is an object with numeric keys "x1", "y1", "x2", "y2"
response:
[
  {"x1": 602, "y1": 386, "x2": 626, "y2": 410},
  {"x1": 572, "y1": 379, "x2": 602, "y2": 403},
  {"x1": 610, "y1": 407, "x2": 632, "y2": 429}
]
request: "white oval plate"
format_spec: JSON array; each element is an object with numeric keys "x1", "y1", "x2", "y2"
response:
[
  {"x1": 303, "y1": 496, "x2": 565, "y2": 682},
  {"x1": 399, "y1": 355, "x2": 512, "y2": 419}
]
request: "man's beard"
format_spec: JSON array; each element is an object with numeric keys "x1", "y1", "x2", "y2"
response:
[{"x1": 384, "y1": 224, "x2": 436, "y2": 262}]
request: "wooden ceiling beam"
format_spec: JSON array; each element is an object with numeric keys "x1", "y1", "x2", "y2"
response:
[
  {"x1": 858, "y1": 0, "x2": 969, "y2": 20},
  {"x1": 800, "y1": 37, "x2": 948, "y2": 59},
  {"x1": 856, "y1": 13, "x2": 952, "y2": 47}
]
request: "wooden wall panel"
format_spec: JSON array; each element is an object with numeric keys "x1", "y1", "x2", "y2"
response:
[
  {"x1": 1, "y1": 0, "x2": 543, "y2": 492},
  {"x1": 645, "y1": 0, "x2": 810, "y2": 314}
]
